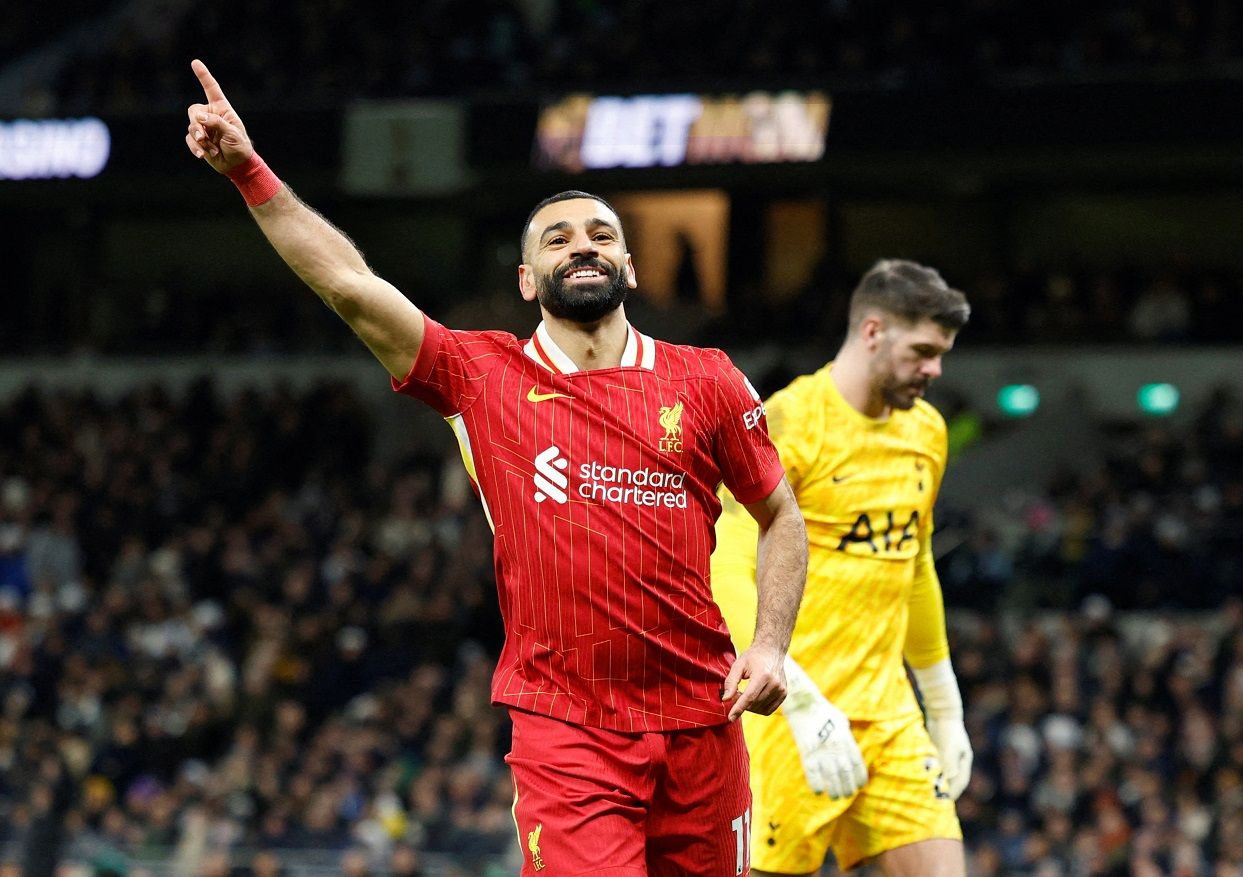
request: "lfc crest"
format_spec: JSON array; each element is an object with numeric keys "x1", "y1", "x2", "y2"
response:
[
  {"x1": 659, "y1": 402, "x2": 684, "y2": 453},
  {"x1": 527, "y1": 823, "x2": 546, "y2": 871}
]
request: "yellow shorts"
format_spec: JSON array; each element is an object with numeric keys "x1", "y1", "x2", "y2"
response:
[{"x1": 745, "y1": 713, "x2": 961, "y2": 873}]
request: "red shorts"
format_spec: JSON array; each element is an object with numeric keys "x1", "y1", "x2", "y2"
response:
[{"x1": 506, "y1": 709, "x2": 753, "y2": 876}]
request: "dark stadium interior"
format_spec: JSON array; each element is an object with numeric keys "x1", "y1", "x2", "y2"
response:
[{"x1": 3, "y1": 2, "x2": 1243, "y2": 875}]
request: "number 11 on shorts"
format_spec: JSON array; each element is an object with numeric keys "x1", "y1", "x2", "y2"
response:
[{"x1": 731, "y1": 808, "x2": 751, "y2": 875}]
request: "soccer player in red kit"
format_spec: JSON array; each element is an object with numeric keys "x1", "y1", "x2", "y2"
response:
[{"x1": 185, "y1": 60, "x2": 808, "y2": 875}]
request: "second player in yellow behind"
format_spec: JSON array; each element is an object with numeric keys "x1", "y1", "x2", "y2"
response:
[{"x1": 713, "y1": 259, "x2": 973, "y2": 876}]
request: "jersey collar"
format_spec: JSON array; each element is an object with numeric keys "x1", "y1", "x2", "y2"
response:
[{"x1": 523, "y1": 321, "x2": 656, "y2": 374}]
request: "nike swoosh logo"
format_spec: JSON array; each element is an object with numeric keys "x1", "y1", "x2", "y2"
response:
[{"x1": 527, "y1": 386, "x2": 573, "y2": 403}]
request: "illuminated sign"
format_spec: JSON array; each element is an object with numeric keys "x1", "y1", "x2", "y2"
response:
[
  {"x1": 997, "y1": 384, "x2": 1040, "y2": 417},
  {"x1": 0, "y1": 117, "x2": 111, "y2": 180},
  {"x1": 1137, "y1": 382, "x2": 1179, "y2": 415},
  {"x1": 535, "y1": 91, "x2": 830, "y2": 172}
]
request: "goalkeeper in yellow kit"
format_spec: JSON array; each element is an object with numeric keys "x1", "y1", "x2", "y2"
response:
[{"x1": 713, "y1": 260, "x2": 972, "y2": 876}]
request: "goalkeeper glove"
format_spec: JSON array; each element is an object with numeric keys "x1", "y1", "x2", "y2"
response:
[
  {"x1": 781, "y1": 655, "x2": 868, "y2": 799},
  {"x1": 912, "y1": 657, "x2": 973, "y2": 801}
]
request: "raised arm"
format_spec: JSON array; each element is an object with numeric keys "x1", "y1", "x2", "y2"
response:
[{"x1": 185, "y1": 59, "x2": 424, "y2": 379}]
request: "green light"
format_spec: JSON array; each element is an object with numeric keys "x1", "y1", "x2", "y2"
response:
[
  {"x1": 1137, "y1": 383, "x2": 1180, "y2": 416},
  {"x1": 997, "y1": 384, "x2": 1040, "y2": 417}
]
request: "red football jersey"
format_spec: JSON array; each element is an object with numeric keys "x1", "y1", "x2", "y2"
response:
[{"x1": 393, "y1": 317, "x2": 784, "y2": 731}]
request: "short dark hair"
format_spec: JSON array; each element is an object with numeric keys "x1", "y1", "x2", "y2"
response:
[
  {"x1": 520, "y1": 190, "x2": 623, "y2": 259},
  {"x1": 848, "y1": 259, "x2": 970, "y2": 332}
]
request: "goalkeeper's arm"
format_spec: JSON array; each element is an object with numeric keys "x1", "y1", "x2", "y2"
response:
[
  {"x1": 906, "y1": 530, "x2": 973, "y2": 801},
  {"x1": 781, "y1": 655, "x2": 867, "y2": 799},
  {"x1": 910, "y1": 657, "x2": 972, "y2": 800}
]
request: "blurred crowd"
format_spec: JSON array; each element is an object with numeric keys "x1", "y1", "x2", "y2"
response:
[
  {"x1": 720, "y1": 264, "x2": 1243, "y2": 351},
  {"x1": 7, "y1": 0, "x2": 1238, "y2": 115},
  {"x1": 10, "y1": 265, "x2": 1243, "y2": 357},
  {"x1": 0, "y1": 381, "x2": 511, "y2": 876},
  {"x1": 0, "y1": 0, "x2": 100, "y2": 72},
  {"x1": 1, "y1": 379, "x2": 1242, "y2": 875},
  {"x1": 955, "y1": 267, "x2": 1243, "y2": 347},
  {"x1": 954, "y1": 601, "x2": 1243, "y2": 877},
  {"x1": 6, "y1": 0, "x2": 1242, "y2": 871},
  {"x1": 941, "y1": 385, "x2": 1243, "y2": 614}
]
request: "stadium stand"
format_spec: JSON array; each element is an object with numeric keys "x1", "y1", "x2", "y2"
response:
[
  {"x1": 0, "y1": 379, "x2": 1241, "y2": 874},
  {"x1": 5, "y1": 1, "x2": 1243, "y2": 874},
  {"x1": 19, "y1": 0, "x2": 1243, "y2": 115}
]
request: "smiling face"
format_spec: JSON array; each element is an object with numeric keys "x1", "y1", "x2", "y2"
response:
[
  {"x1": 519, "y1": 197, "x2": 637, "y2": 323},
  {"x1": 864, "y1": 314, "x2": 957, "y2": 410}
]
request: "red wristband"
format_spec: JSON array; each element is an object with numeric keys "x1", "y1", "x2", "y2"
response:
[{"x1": 226, "y1": 153, "x2": 282, "y2": 207}]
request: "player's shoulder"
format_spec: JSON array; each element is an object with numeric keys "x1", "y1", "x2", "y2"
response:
[
  {"x1": 903, "y1": 398, "x2": 948, "y2": 462},
  {"x1": 767, "y1": 365, "x2": 832, "y2": 409},
  {"x1": 652, "y1": 340, "x2": 742, "y2": 380},
  {"x1": 757, "y1": 364, "x2": 836, "y2": 432},
  {"x1": 757, "y1": 367, "x2": 829, "y2": 449},
  {"x1": 451, "y1": 326, "x2": 524, "y2": 348},
  {"x1": 445, "y1": 325, "x2": 530, "y2": 365},
  {"x1": 908, "y1": 397, "x2": 948, "y2": 434},
  {"x1": 428, "y1": 316, "x2": 522, "y2": 349}
]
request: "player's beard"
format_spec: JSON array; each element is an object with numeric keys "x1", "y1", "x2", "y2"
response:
[
  {"x1": 874, "y1": 339, "x2": 930, "y2": 410},
  {"x1": 879, "y1": 370, "x2": 929, "y2": 410},
  {"x1": 536, "y1": 258, "x2": 630, "y2": 323}
]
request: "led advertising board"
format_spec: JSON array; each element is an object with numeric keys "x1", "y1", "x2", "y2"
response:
[
  {"x1": 0, "y1": 117, "x2": 111, "y2": 180},
  {"x1": 534, "y1": 91, "x2": 830, "y2": 172}
]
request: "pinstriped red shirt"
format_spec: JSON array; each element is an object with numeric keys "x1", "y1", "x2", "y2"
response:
[{"x1": 393, "y1": 317, "x2": 784, "y2": 731}]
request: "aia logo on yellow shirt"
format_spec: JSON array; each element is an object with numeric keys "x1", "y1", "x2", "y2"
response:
[
  {"x1": 659, "y1": 401, "x2": 684, "y2": 453},
  {"x1": 837, "y1": 510, "x2": 921, "y2": 555},
  {"x1": 528, "y1": 823, "x2": 546, "y2": 871}
]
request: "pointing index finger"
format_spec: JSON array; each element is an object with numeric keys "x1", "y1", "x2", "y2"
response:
[{"x1": 191, "y1": 58, "x2": 228, "y2": 104}]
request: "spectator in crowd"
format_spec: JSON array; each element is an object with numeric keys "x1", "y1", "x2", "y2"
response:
[
  {"x1": 14, "y1": 0, "x2": 1243, "y2": 115},
  {"x1": 2, "y1": 378, "x2": 1243, "y2": 874},
  {"x1": 387, "y1": 843, "x2": 423, "y2": 877},
  {"x1": 6, "y1": 265, "x2": 1241, "y2": 357}
]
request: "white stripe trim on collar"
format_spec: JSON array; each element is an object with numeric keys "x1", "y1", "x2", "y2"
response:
[
  {"x1": 620, "y1": 325, "x2": 658, "y2": 369},
  {"x1": 619, "y1": 325, "x2": 639, "y2": 367},
  {"x1": 639, "y1": 328, "x2": 656, "y2": 369},
  {"x1": 523, "y1": 322, "x2": 656, "y2": 372},
  {"x1": 531, "y1": 322, "x2": 580, "y2": 374},
  {"x1": 522, "y1": 336, "x2": 557, "y2": 374}
]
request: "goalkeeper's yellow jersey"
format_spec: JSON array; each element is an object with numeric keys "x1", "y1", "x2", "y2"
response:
[{"x1": 712, "y1": 362, "x2": 951, "y2": 722}]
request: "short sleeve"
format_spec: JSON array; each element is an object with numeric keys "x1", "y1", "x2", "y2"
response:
[
  {"x1": 761, "y1": 384, "x2": 817, "y2": 493},
  {"x1": 390, "y1": 317, "x2": 494, "y2": 416},
  {"x1": 710, "y1": 359, "x2": 785, "y2": 505}
]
